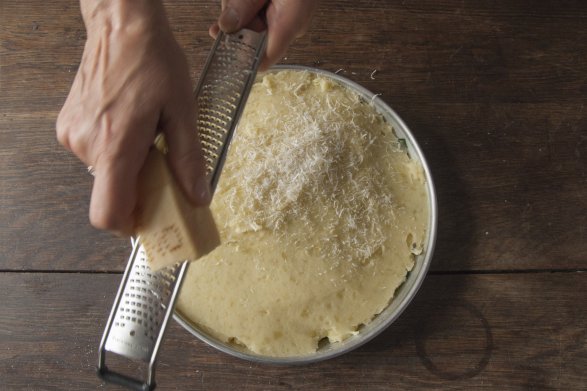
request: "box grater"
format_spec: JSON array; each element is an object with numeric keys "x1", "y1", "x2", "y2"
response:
[{"x1": 97, "y1": 28, "x2": 267, "y2": 391}]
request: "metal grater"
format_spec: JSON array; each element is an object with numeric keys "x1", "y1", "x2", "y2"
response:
[{"x1": 97, "y1": 29, "x2": 267, "y2": 391}]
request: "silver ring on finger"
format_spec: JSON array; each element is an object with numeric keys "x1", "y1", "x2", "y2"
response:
[{"x1": 87, "y1": 165, "x2": 96, "y2": 177}]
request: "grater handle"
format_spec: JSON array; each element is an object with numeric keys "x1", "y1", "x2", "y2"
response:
[
  {"x1": 97, "y1": 364, "x2": 153, "y2": 391},
  {"x1": 97, "y1": 239, "x2": 188, "y2": 391}
]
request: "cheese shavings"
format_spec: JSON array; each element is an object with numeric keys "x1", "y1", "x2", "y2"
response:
[{"x1": 215, "y1": 71, "x2": 401, "y2": 264}]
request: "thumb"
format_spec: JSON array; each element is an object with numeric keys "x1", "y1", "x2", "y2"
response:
[
  {"x1": 219, "y1": 0, "x2": 267, "y2": 33},
  {"x1": 162, "y1": 112, "x2": 212, "y2": 207}
]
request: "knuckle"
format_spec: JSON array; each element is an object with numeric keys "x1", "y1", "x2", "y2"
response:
[
  {"x1": 227, "y1": 0, "x2": 265, "y2": 13},
  {"x1": 67, "y1": 129, "x2": 88, "y2": 156},
  {"x1": 56, "y1": 128, "x2": 70, "y2": 150},
  {"x1": 56, "y1": 108, "x2": 90, "y2": 156},
  {"x1": 55, "y1": 111, "x2": 71, "y2": 148},
  {"x1": 89, "y1": 206, "x2": 126, "y2": 232}
]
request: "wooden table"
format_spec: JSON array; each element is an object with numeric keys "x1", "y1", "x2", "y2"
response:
[{"x1": 1, "y1": 1, "x2": 586, "y2": 389}]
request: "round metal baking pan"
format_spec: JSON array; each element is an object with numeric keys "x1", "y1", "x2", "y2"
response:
[{"x1": 173, "y1": 65, "x2": 438, "y2": 364}]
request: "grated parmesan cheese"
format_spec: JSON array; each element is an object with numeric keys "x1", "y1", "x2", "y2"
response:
[{"x1": 218, "y1": 72, "x2": 397, "y2": 265}]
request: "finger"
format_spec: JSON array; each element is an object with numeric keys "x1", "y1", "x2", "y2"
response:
[
  {"x1": 56, "y1": 106, "x2": 73, "y2": 151},
  {"x1": 56, "y1": 101, "x2": 95, "y2": 164},
  {"x1": 209, "y1": 16, "x2": 266, "y2": 40},
  {"x1": 56, "y1": 74, "x2": 84, "y2": 153},
  {"x1": 162, "y1": 111, "x2": 211, "y2": 207},
  {"x1": 218, "y1": 0, "x2": 267, "y2": 33},
  {"x1": 89, "y1": 152, "x2": 141, "y2": 235},
  {"x1": 262, "y1": 0, "x2": 317, "y2": 69},
  {"x1": 209, "y1": 23, "x2": 220, "y2": 39},
  {"x1": 245, "y1": 15, "x2": 267, "y2": 32}
]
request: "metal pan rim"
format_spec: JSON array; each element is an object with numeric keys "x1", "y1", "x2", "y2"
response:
[{"x1": 174, "y1": 65, "x2": 438, "y2": 365}]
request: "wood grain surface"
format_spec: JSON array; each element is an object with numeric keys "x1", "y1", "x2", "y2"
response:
[
  {"x1": 1, "y1": 0, "x2": 586, "y2": 389},
  {"x1": 0, "y1": 273, "x2": 585, "y2": 390}
]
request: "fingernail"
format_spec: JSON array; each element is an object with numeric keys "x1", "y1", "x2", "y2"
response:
[
  {"x1": 194, "y1": 176, "x2": 212, "y2": 205},
  {"x1": 219, "y1": 7, "x2": 239, "y2": 32},
  {"x1": 209, "y1": 23, "x2": 219, "y2": 39}
]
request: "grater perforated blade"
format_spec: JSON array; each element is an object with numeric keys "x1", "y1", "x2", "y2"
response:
[{"x1": 97, "y1": 28, "x2": 267, "y2": 391}]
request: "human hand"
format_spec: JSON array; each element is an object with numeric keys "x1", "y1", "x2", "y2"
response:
[
  {"x1": 209, "y1": 0, "x2": 318, "y2": 69},
  {"x1": 57, "y1": 0, "x2": 210, "y2": 235}
]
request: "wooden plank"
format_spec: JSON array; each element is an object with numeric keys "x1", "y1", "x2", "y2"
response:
[
  {"x1": 411, "y1": 103, "x2": 587, "y2": 271},
  {"x1": 1, "y1": 0, "x2": 586, "y2": 271},
  {"x1": 2, "y1": 0, "x2": 587, "y2": 112},
  {"x1": 0, "y1": 272, "x2": 585, "y2": 390},
  {"x1": 0, "y1": 116, "x2": 129, "y2": 271}
]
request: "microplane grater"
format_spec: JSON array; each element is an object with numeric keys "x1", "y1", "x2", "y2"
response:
[{"x1": 97, "y1": 28, "x2": 267, "y2": 391}]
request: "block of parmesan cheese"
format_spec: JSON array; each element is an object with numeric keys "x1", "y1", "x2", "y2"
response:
[{"x1": 135, "y1": 148, "x2": 220, "y2": 271}]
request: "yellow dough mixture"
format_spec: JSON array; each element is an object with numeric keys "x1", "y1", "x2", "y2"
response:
[{"x1": 176, "y1": 70, "x2": 429, "y2": 357}]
